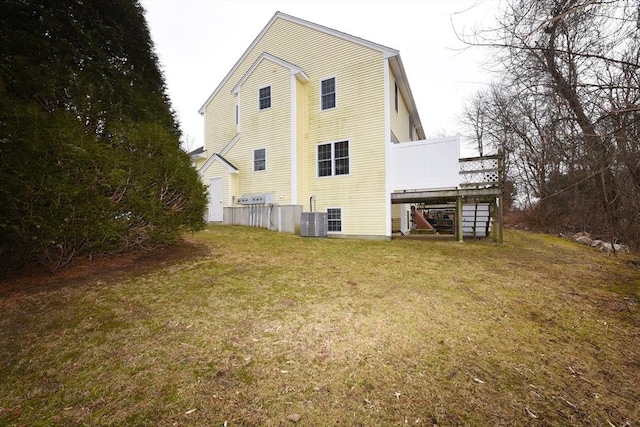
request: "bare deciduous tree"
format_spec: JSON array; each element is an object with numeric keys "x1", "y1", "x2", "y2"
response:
[{"x1": 461, "y1": 0, "x2": 640, "y2": 247}]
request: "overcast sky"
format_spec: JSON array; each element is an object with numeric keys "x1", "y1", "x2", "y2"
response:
[{"x1": 141, "y1": 0, "x2": 501, "y2": 155}]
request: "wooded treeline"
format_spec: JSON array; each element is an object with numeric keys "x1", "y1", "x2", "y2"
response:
[
  {"x1": 463, "y1": 0, "x2": 639, "y2": 247},
  {"x1": 0, "y1": 0, "x2": 207, "y2": 271}
]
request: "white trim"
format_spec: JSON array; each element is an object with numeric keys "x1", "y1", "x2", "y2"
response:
[
  {"x1": 258, "y1": 84, "x2": 272, "y2": 111},
  {"x1": 231, "y1": 52, "x2": 308, "y2": 95},
  {"x1": 198, "y1": 152, "x2": 239, "y2": 176},
  {"x1": 316, "y1": 139, "x2": 350, "y2": 178},
  {"x1": 388, "y1": 56, "x2": 425, "y2": 140},
  {"x1": 326, "y1": 206, "x2": 343, "y2": 234},
  {"x1": 384, "y1": 58, "x2": 392, "y2": 237},
  {"x1": 290, "y1": 74, "x2": 297, "y2": 204},
  {"x1": 253, "y1": 147, "x2": 267, "y2": 172},
  {"x1": 319, "y1": 75, "x2": 337, "y2": 111},
  {"x1": 198, "y1": 12, "x2": 396, "y2": 114},
  {"x1": 220, "y1": 133, "x2": 241, "y2": 156}
]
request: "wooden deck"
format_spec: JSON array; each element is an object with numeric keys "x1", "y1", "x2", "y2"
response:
[{"x1": 391, "y1": 154, "x2": 504, "y2": 243}]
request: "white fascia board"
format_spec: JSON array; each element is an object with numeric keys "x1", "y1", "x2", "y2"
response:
[
  {"x1": 220, "y1": 133, "x2": 241, "y2": 156},
  {"x1": 231, "y1": 52, "x2": 308, "y2": 95},
  {"x1": 198, "y1": 153, "x2": 239, "y2": 177},
  {"x1": 389, "y1": 55, "x2": 425, "y2": 140},
  {"x1": 198, "y1": 11, "x2": 397, "y2": 114},
  {"x1": 290, "y1": 74, "x2": 297, "y2": 204}
]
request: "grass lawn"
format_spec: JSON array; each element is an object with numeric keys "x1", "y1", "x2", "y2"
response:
[{"x1": 1, "y1": 225, "x2": 639, "y2": 426}]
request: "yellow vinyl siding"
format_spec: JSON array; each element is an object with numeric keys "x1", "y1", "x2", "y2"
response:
[
  {"x1": 229, "y1": 60, "x2": 292, "y2": 201},
  {"x1": 390, "y1": 69, "x2": 413, "y2": 143},
  {"x1": 202, "y1": 15, "x2": 394, "y2": 236}
]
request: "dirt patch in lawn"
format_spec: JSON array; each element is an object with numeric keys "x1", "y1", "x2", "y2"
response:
[{"x1": 0, "y1": 236, "x2": 210, "y2": 296}]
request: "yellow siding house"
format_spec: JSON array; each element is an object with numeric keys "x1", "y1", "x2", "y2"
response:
[{"x1": 194, "y1": 11, "x2": 427, "y2": 238}]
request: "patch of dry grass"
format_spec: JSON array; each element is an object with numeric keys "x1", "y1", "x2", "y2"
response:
[{"x1": 1, "y1": 226, "x2": 639, "y2": 426}]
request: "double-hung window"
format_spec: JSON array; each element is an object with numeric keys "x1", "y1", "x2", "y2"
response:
[
  {"x1": 254, "y1": 148, "x2": 266, "y2": 171},
  {"x1": 327, "y1": 208, "x2": 342, "y2": 232},
  {"x1": 321, "y1": 77, "x2": 336, "y2": 110},
  {"x1": 317, "y1": 140, "x2": 349, "y2": 177},
  {"x1": 259, "y1": 86, "x2": 271, "y2": 110}
]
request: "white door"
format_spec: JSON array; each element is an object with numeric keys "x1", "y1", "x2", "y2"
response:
[{"x1": 208, "y1": 178, "x2": 223, "y2": 222}]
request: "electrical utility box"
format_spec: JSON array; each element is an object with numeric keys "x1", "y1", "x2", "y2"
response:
[
  {"x1": 237, "y1": 193, "x2": 275, "y2": 205},
  {"x1": 300, "y1": 212, "x2": 328, "y2": 237}
]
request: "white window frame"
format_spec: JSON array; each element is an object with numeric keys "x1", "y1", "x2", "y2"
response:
[
  {"x1": 253, "y1": 147, "x2": 266, "y2": 172},
  {"x1": 316, "y1": 139, "x2": 350, "y2": 177},
  {"x1": 320, "y1": 76, "x2": 337, "y2": 111},
  {"x1": 326, "y1": 207, "x2": 343, "y2": 233},
  {"x1": 259, "y1": 85, "x2": 271, "y2": 110}
]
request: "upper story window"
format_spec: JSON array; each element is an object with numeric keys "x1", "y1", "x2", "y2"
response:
[
  {"x1": 318, "y1": 140, "x2": 349, "y2": 177},
  {"x1": 254, "y1": 148, "x2": 266, "y2": 171},
  {"x1": 259, "y1": 86, "x2": 271, "y2": 110},
  {"x1": 321, "y1": 77, "x2": 336, "y2": 110},
  {"x1": 394, "y1": 81, "x2": 399, "y2": 112}
]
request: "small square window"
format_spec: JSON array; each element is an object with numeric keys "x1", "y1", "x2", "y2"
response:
[
  {"x1": 259, "y1": 86, "x2": 271, "y2": 110},
  {"x1": 321, "y1": 77, "x2": 336, "y2": 110},
  {"x1": 327, "y1": 208, "x2": 342, "y2": 232},
  {"x1": 254, "y1": 148, "x2": 266, "y2": 171}
]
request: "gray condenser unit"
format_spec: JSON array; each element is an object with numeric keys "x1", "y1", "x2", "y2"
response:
[{"x1": 300, "y1": 212, "x2": 328, "y2": 237}]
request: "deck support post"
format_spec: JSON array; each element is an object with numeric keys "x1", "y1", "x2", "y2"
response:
[
  {"x1": 496, "y1": 194, "x2": 504, "y2": 244},
  {"x1": 455, "y1": 196, "x2": 463, "y2": 243},
  {"x1": 496, "y1": 150, "x2": 504, "y2": 244}
]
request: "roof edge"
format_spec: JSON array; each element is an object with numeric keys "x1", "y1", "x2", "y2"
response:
[{"x1": 198, "y1": 11, "x2": 399, "y2": 114}]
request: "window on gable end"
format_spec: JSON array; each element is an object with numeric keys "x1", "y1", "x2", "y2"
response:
[
  {"x1": 254, "y1": 148, "x2": 266, "y2": 171},
  {"x1": 259, "y1": 86, "x2": 271, "y2": 110},
  {"x1": 321, "y1": 77, "x2": 336, "y2": 110}
]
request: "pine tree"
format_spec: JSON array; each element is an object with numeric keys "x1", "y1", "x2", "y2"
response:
[{"x1": 0, "y1": 0, "x2": 207, "y2": 270}]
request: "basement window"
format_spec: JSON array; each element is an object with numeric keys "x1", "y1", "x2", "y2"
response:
[{"x1": 327, "y1": 208, "x2": 342, "y2": 232}]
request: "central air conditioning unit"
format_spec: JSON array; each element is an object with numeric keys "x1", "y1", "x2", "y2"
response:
[{"x1": 300, "y1": 212, "x2": 327, "y2": 237}]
